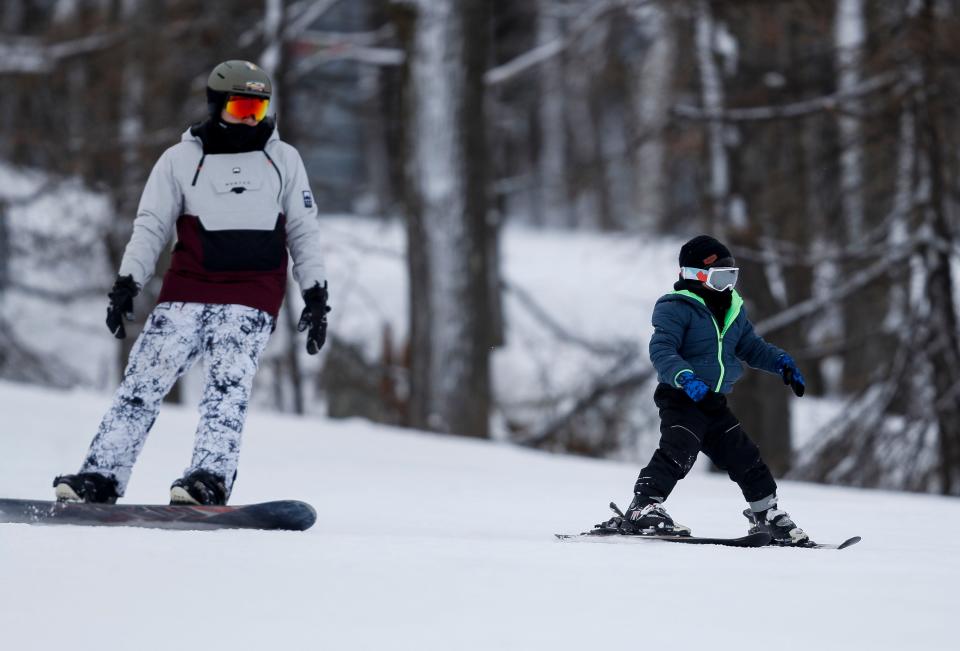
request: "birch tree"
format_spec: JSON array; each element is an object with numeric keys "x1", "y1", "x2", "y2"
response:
[
  {"x1": 629, "y1": 1, "x2": 675, "y2": 229},
  {"x1": 914, "y1": 0, "x2": 960, "y2": 493},
  {"x1": 694, "y1": 0, "x2": 730, "y2": 234},
  {"x1": 536, "y1": 0, "x2": 570, "y2": 227},
  {"x1": 834, "y1": 0, "x2": 889, "y2": 394},
  {"x1": 402, "y1": 0, "x2": 493, "y2": 438}
]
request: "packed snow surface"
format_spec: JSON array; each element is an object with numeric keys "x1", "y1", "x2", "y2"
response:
[{"x1": 1, "y1": 380, "x2": 957, "y2": 650}]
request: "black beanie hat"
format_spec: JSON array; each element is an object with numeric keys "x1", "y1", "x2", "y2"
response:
[{"x1": 679, "y1": 235, "x2": 733, "y2": 268}]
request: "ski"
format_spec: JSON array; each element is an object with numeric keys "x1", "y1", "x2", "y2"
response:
[
  {"x1": 561, "y1": 503, "x2": 859, "y2": 549},
  {"x1": 555, "y1": 531, "x2": 771, "y2": 547},
  {"x1": 0, "y1": 498, "x2": 316, "y2": 532},
  {"x1": 740, "y1": 510, "x2": 861, "y2": 549},
  {"x1": 768, "y1": 536, "x2": 862, "y2": 550},
  {"x1": 555, "y1": 531, "x2": 861, "y2": 549},
  {"x1": 557, "y1": 500, "x2": 770, "y2": 547}
]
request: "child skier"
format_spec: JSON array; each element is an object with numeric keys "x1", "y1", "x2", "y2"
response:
[
  {"x1": 595, "y1": 235, "x2": 809, "y2": 544},
  {"x1": 53, "y1": 60, "x2": 330, "y2": 506}
]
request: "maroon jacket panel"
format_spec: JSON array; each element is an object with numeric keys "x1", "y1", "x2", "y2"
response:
[{"x1": 157, "y1": 214, "x2": 288, "y2": 318}]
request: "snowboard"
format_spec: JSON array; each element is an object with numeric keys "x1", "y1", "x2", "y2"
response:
[{"x1": 0, "y1": 498, "x2": 316, "y2": 532}]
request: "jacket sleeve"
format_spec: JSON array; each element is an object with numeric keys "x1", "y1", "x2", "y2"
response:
[
  {"x1": 280, "y1": 145, "x2": 327, "y2": 294},
  {"x1": 649, "y1": 301, "x2": 696, "y2": 388},
  {"x1": 734, "y1": 311, "x2": 785, "y2": 374},
  {"x1": 118, "y1": 149, "x2": 181, "y2": 287}
]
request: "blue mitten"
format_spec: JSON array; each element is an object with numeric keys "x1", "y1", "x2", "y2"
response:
[
  {"x1": 776, "y1": 354, "x2": 806, "y2": 397},
  {"x1": 677, "y1": 371, "x2": 710, "y2": 402}
]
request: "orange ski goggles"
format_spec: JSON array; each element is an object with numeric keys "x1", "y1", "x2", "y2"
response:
[{"x1": 224, "y1": 95, "x2": 270, "y2": 122}]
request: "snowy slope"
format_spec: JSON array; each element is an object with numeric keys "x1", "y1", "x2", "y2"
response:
[{"x1": 0, "y1": 380, "x2": 957, "y2": 651}]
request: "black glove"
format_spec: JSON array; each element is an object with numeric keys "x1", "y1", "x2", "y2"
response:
[
  {"x1": 105, "y1": 274, "x2": 139, "y2": 340},
  {"x1": 297, "y1": 282, "x2": 331, "y2": 355}
]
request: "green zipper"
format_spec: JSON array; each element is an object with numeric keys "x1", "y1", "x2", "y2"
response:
[{"x1": 672, "y1": 290, "x2": 743, "y2": 392}]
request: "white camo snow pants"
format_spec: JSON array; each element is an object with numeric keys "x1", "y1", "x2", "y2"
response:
[{"x1": 80, "y1": 302, "x2": 273, "y2": 496}]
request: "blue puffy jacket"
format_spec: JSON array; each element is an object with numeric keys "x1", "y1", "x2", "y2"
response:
[{"x1": 649, "y1": 289, "x2": 784, "y2": 394}]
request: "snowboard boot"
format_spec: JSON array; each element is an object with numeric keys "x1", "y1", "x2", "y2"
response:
[
  {"x1": 744, "y1": 505, "x2": 809, "y2": 545},
  {"x1": 53, "y1": 472, "x2": 119, "y2": 504},
  {"x1": 170, "y1": 470, "x2": 229, "y2": 506},
  {"x1": 594, "y1": 495, "x2": 692, "y2": 536}
]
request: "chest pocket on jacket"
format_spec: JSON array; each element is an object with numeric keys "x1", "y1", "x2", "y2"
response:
[
  {"x1": 201, "y1": 158, "x2": 279, "y2": 231},
  {"x1": 194, "y1": 156, "x2": 286, "y2": 272}
]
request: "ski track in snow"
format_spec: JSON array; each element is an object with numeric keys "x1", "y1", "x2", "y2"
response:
[{"x1": 1, "y1": 380, "x2": 957, "y2": 651}]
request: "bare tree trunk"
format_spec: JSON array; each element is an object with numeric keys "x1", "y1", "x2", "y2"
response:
[
  {"x1": 715, "y1": 1, "x2": 796, "y2": 474},
  {"x1": 834, "y1": 0, "x2": 886, "y2": 395},
  {"x1": 916, "y1": 0, "x2": 960, "y2": 493},
  {"x1": 360, "y1": 65, "x2": 393, "y2": 215},
  {"x1": 404, "y1": 0, "x2": 492, "y2": 438},
  {"x1": 565, "y1": 16, "x2": 613, "y2": 230},
  {"x1": 695, "y1": 0, "x2": 728, "y2": 234},
  {"x1": 536, "y1": 0, "x2": 569, "y2": 227},
  {"x1": 630, "y1": 2, "x2": 675, "y2": 230},
  {"x1": 259, "y1": 0, "x2": 305, "y2": 415},
  {"x1": 834, "y1": 0, "x2": 866, "y2": 240},
  {"x1": 116, "y1": 0, "x2": 157, "y2": 389}
]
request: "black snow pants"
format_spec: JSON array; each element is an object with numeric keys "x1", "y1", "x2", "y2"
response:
[{"x1": 634, "y1": 383, "x2": 777, "y2": 505}]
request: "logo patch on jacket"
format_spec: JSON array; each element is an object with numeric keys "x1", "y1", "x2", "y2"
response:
[{"x1": 302, "y1": 191, "x2": 313, "y2": 208}]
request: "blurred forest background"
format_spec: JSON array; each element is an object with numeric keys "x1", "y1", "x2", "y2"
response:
[{"x1": 3, "y1": 0, "x2": 960, "y2": 496}]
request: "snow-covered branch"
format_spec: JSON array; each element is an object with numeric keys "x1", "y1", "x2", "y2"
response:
[
  {"x1": 753, "y1": 238, "x2": 920, "y2": 336},
  {"x1": 485, "y1": 0, "x2": 652, "y2": 87},
  {"x1": 503, "y1": 279, "x2": 637, "y2": 358},
  {"x1": 517, "y1": 355, "x2": 653, "y2": 449},
  {"x1": 286, "y1": 0, "x2": 343, "y2": 39},
  {"x1": 289, "y1": 45, "x2": 405, "y2": 79},
  {"x1": 0, "y1": 32, "x2": 123, "y2": 74},
  {"x1": 298, "y1": 26, "x2": 396, "y2": 48},
  {"x1": 672, "y1": 70, "x2": 909, "y2": 122}
]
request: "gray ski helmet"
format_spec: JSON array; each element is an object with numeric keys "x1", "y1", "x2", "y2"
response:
[{"x1": 206, "y1": 60, "x2": 272, "y2": 117}]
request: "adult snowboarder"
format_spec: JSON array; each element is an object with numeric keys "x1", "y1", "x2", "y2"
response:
[
  {"x1": 595, "y1": 235, "x2": 809, "y2": 544},
  {"x1": 53, "y1": 60, "x2": 330, "y2": 506}
]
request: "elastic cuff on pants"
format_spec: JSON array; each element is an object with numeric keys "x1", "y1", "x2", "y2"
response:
[{"x1": 749, "y1": 493, "x2": 778, "y2": 512}]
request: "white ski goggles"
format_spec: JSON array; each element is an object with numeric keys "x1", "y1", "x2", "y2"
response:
[{"x1": 681, "y1": 266, "x2": 740, "y2": 291}]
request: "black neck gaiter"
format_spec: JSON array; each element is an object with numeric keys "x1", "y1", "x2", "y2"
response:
[
  {"x1": 674, "y1": 279, "x2": 733, "y2": 326},
  {"x1": 191, "y1": 117, "x2": 275, "y2": 154}
]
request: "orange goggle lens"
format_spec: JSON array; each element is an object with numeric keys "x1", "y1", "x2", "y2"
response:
[{"x1": 225, "y1": 95, "x2": 269, "y2": 122}]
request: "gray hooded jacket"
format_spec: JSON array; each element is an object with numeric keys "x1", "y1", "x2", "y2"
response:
[{"x1": 118, "y1": 125, "x2": 326, "y2": 317}]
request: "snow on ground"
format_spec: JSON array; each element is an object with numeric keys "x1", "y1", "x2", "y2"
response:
[{"x1": 1, "y1": 380, "x2": 957, "y2": 651}]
